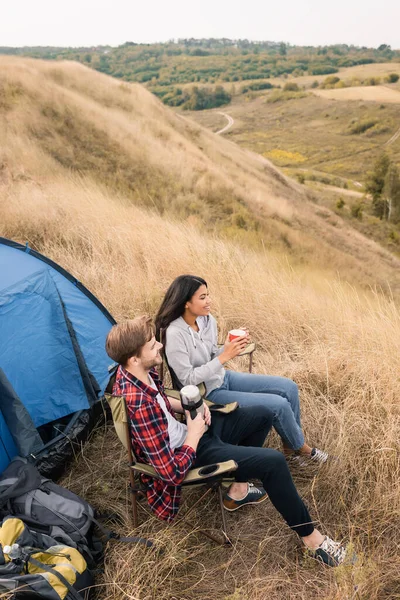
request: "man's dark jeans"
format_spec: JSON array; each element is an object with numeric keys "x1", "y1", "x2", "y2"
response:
[{"x1": 194, "y1": 405, "x2": 314, "y2": 538}]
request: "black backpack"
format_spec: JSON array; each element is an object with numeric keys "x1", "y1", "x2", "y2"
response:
[{"x1": 0, "y1": 457, "x2": 152, "y2": 569}]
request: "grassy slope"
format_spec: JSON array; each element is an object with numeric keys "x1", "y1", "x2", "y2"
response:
[
  {"x1": 2, "y1": 56, "x2": 400, "y2": 298},
  {"x1": 184, "y1": 65, "x2": 400, "y2": 257},
  {"x1": 1, "y1": 57, "x2": 400, "y2": 599}
]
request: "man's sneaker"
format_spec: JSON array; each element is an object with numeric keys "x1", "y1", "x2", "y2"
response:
[
  {"x1": 309, "y1": 536, "x2": 351, "y2": 567},
  {"x1": 223, "y1": 483, "x2": 268, "y2": 512}
]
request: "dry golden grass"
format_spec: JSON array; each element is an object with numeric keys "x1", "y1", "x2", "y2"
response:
[
  {"x1": 312, "y1": 86, "x2": 400, "y2": 103},
  {"x1": 1, "y1": 57, "x2": 400, "y2": 599},
  {"x1": 1, "y1": 177, "x2": 400, "y2": 599}
]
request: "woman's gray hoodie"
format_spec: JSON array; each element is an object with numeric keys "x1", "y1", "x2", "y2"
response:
[{"x1": 165, "y1": 315, "x2": 225, "y2": 394}]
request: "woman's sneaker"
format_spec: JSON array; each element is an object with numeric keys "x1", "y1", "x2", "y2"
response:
[
  {"x1": 223, "y1": 483, "x2": 268, "y2": 511},
  {"x1": 310, "y1": 447, "x2": 329, "y2": 464},
  {"x1": 287, "y1": 447, "x2": 329, "y2": 467},
  {"x1": 309, "y1": 536, "x2": 352, "y2": 567}
]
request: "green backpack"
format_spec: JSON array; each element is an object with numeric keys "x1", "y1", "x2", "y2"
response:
[{"x1": 0, "y1": 516, "x2": 92, "y2": 600}]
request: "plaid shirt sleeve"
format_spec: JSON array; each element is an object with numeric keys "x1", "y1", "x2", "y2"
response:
[{"x1": 127, "y1": 390, "x2": 196, "y2": 487}]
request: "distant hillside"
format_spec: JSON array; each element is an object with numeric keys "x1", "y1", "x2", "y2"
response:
[
  {"x1": 1, "y1": 40, "x2": 399, "y2": 108},
  {"x1": 1, "y1": 56, "x2": 400, "y2": 295}
]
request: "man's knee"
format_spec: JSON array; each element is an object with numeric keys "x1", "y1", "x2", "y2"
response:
[
  {"x1": 262, "y1": 448, "x2": 289, "y2": 475},
  {"x1": 238, "y1": 404, "x2": 273, "y2": 426}
]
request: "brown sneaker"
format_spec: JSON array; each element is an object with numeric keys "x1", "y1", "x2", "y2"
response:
[{"x1": 223, "y1": 483, "x2": 268, "y2": 512}]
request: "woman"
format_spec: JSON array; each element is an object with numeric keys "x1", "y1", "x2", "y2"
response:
[{"x1": 155, "y1": 274, "x2": 328, "y2": 464}]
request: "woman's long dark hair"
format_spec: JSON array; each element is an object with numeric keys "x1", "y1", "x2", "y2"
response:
[{"x1": 155, "y1": 275, "x2": 207, "y2": 341}]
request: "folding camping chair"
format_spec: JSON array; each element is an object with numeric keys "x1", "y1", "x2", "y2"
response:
[{"x1": 105, "y1": 391, "x2": 238, "y2": 545}]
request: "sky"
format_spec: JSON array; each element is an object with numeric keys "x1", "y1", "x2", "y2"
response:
[{"x1": 2, "y1": 0, "x2": 400, "y2": 49}]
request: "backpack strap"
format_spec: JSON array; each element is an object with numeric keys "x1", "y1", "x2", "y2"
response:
[
  {"x1": 24, "y1": 492, "x2": 34, "y2": 518},
  {"x1": 89, "y1": 515, "x2": 153, "y2": 548}
]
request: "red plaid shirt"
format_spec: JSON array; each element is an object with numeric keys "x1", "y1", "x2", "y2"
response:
[{"x1": 112, "y1": 365, "x2": 196, "y2": 522}]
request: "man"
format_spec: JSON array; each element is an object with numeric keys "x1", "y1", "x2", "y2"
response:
[{"x1": 106, "y1": 316, "x2": 350, "y2": 567}]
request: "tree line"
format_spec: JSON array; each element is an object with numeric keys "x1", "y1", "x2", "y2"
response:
[{"x1": 1, "y1": 40, "x2": 399, "y2": 109}]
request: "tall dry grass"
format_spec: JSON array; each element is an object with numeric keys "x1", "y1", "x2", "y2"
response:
[{"x1": 1, "y1": 175, "x2": 399, "y2": 599}]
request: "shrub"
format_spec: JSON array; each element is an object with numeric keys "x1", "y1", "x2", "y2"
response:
[
  {"x1": 241, "y1": 81, "x2": 273, "y2": 94},
  {"x1": 351, "y1": 202, "x2": 363, "y2": 219},
  {"x1": 363, "y1": 76, "x2": 381, "y2": 86},
  {"x1": 348, "y1": 119, "x2": 377, "y2": 135},
  {"x1": 283, "y1": 82, "x2": 299, "y2": 92},
  {"x1": 384, "y1": 73, "x2": 399, "y2": 83},
  {"x1": 321, "y1": 75, "x2": 340, "y2": 89},
  {"x1": 308, "y1": 65, "x2": 338, "y2": 75},
  {"x1": 336, "y1": 198, "x2": 345, "y2": 209},
  {"x1": 310, "y1": 80, "x2": 319, "y2": 88},
  {"x1": 266, "y1": 90, "x2": 308, "y2": 103},
  {"x1": 296, "y1": 173, "x2": 305, "y2": 184}
]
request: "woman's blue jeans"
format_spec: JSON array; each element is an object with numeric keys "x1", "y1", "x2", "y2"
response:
[{"x1": 208, "y1": 370, "x2": 305, "y2": 451}]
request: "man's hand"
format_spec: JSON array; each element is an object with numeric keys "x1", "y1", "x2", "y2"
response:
[
  {"x1": 186, "y1": 411, "x2": 207, "y2": 438},
  {"x1": 184, "y1": 411, "x2": 207, "y2": 451}
]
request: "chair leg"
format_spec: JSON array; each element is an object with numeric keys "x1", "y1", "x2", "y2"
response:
[
  {"x1": 217, "y1": 484, "x2": 232, "y2": 545},
  {"x1": 248, "y1": 352, "x2": 253, "y2": 373},
  {"x1": 131, "y1": 488, "x2": 139, "y2": 528}
]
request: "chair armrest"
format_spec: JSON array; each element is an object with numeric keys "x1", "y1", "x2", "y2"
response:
[
  {"x1": 165, "y1": 388, "x2": 181, "y2": 401},
  {"x1": 205, "y1": 400, "x2": 238, "y2": 414},
  {"x1": 131, "y1": 463, "x2": 159, "y2": 478},
  {"x1": 239, "y1": 342, "x2": 256, "y2": 356},
  {"x1": 183, "y1": 460, "x2": 238, "y2": 483},
  {"x1": 131, "y1": 460, "x2": 238, "y2": 484},
  {"x1": 217, "y1": 342, "x2": 256, "y2": 356}
]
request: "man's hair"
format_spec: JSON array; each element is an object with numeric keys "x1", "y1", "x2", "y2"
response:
[{"x1": 106, "y1": 316, "x2": 155, "y2": 365}]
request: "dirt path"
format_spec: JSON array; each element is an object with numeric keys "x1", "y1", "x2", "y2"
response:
[
  {"x1": 216, "y1": 112, "x2": 234, "y2": 135},
  {"x1": 384, "y1": 125, "x2": 400, "y2": 147},
  {"x1": 298, "y1": 167, "x2": 363, "y2": 190}
]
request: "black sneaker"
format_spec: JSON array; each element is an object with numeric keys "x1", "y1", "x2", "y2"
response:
[
  {"x1": 309, "y1": 536, "x2": 352, "y2": 567},
  {"x1": 223, "y1": 483, "x2": 268, "y2": 512}
]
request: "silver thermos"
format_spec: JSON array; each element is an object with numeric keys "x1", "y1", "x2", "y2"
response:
[{"x1": 180, "y1": 385, "x2": 208, "y2": 431}]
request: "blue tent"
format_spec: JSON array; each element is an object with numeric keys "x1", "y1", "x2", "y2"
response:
[{"x1": 0, "y1": 237, "x2": 116, "y2": 476}]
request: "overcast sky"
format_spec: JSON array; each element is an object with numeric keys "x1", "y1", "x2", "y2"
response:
[{"x1": 2, "y1": 0, "x2": 399, "y2": 49}]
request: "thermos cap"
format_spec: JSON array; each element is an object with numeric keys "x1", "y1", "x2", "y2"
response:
[{"x1": 180, "y1": 385, "x2": 201, "y2": 402}]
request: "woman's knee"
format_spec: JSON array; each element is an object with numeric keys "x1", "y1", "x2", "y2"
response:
[
  {"x1": 271, "y1": 396, "x2": 294, "y2": 419},
  {"x1": 283, "y1": 378, "x2": 299, "y2": 402}
]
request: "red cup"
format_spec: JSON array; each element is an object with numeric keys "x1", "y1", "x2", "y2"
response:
[{"x1": 228, "y1": 328, "x2": 246, "y2": 342}]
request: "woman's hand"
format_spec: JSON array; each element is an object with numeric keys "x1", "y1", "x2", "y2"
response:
[{"x1": 219, "y1": 335, "x2": 248, "y2": 364}]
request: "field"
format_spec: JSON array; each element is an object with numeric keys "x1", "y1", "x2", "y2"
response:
[
  {"x1": 185, "y1": 85, "x2": 400, "y2": 183},
  {"x1": 183, "y1": 63, "x2": 400, "y2": 255},
  {"x1": 176, "y1": 62, "x2": 400, "y2": 93},
  {"x1": 1, "y1": 58, "x2": 400, "y2": 599},
  {"x1": 3, "y1": 166, "x2": 400, "y2": 600},
  {"x1": 313, "y1": 85, "x2": 400, "y2": 103}
]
